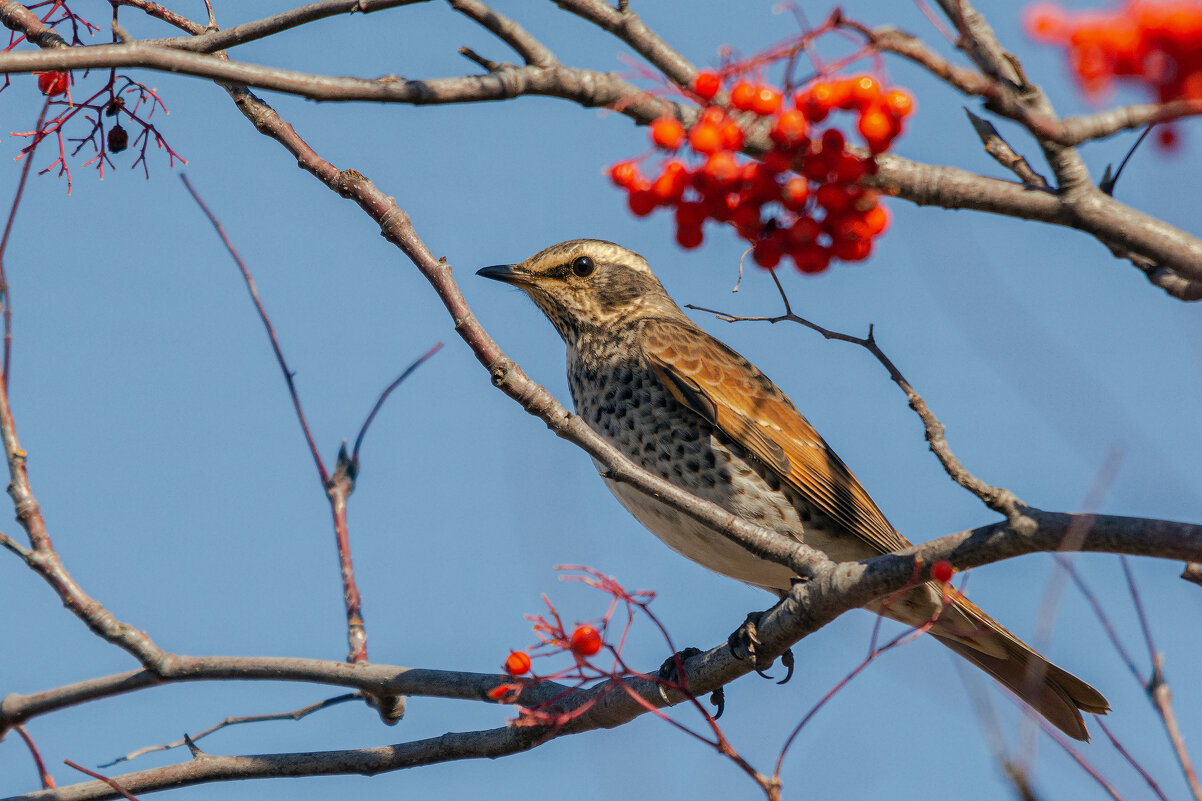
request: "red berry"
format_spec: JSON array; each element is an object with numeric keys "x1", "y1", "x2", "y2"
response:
[
  {"x1": 820, "y1": 128, "x2": 846, "y2": 154},
  {"x1": 36, "y1": 71, "x2": 69, "y2": 97},
  {"x1": 1157, "y1": 125, "x2": 1180, "y2": 150},
  {"x1": 675, "y1": 224, "x2": 704, "y2": 249},
  {"x1": 609, "y1": 160, "x2": 640, "y2": 188},
  {"x1": 760, "y1": 150, "x2": 794, "y2": 173},
  {"x1": 729, "y1": 201, "x2": 762, "y2": 237},
  {"x1": 650, "y1": 117, "x2": 686, "y2": 149},
  {"x1": 832, "y1": 235, "x2": 872, "y2": 261},
  {"x1": 627, "y1": 188, "x2": 658, "y2": 217},
  {"x1": 730, "y1": 81, "x2": 758, "y2": 111},
  {"x1": 832, "y1": 152, "x2": 867, "y2": 183},
  {"x1": 752, "y1": 234, "x2": 784, "y2": 269},
  {"x1": 791, "y1": 243, "x2": 831, "y2": 274},
  {"x1": 504, "y1": 650, "x2": 531, "y2": 675},
  {"x1": 787, "y1": 215, "x2": 822, "y2": 246},
  {"x1": 932, "y1": 560, "x2": 954, "y2": 584},
  {"x1": 750, "y1": 86, "x2": 783, "y2": 116},
  {"x1": 569, "y1": 625, "x2": 603, "y2": 657},
  {"x1": 675, "y1": 200, "x2": 707, "y2": 227},
  {"x1": 816, "y1": 184, "x2": 852, "y2": 215},
  {"x1": 693, "y1": 71, "x2": 722, "y2": 101}
]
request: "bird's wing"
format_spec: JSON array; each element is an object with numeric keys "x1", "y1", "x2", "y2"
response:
[{"x1": 641, "y1": 318, "x2": 908, "y2": 556}]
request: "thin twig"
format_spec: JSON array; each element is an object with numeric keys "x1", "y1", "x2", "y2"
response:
[
  {"x1": 15, "y1": 723, "x2": 56, "y2": 789},
  {"x1": 100, "y1": 693, "x2": 362, "y2": 767},
  {"x1": 179, "y1": 173, "x2": 329, "y2": 485},
  {"x1": 0, "y1": 97, "x2": 51, "y2": 386},
  {"x1": 686, "y1": 275, "x2": 1028, "y2": 524},
  {"x1": 64, "y1": 760, "x2": 141, "y2": 801},
  {"x1": 350, "y1": 342, "x2": 443, "y2": 465}
]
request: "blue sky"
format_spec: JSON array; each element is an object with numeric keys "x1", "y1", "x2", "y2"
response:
[{"x1": 2, "y1": 1, "x2": 1201, "y2": 799}]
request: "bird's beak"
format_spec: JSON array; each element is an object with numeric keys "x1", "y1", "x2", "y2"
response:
[{"x1": 476, "y1": 264, "x2": 532, "y2": 286}]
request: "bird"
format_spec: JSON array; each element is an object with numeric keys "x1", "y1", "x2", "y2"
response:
[{"x1": 477, "y1": 238, "x2": 1109, "y2": 740}]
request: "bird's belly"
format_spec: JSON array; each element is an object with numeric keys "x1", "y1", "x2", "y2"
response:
[{"x1": 602, "y1": 472, "x2": 798, "y2": 591}]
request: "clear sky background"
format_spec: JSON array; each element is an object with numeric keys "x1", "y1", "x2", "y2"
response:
[{"x1": 2, "y1": 1, "x2": 1201, "y2": 799}]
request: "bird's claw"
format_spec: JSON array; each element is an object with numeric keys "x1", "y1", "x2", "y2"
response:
[
  {"x1": 657, "y1": 646, "x2": 704, "y2": 685},
  {"x1": 729, "y1": 611, "x2": 795, "y2": 683}
]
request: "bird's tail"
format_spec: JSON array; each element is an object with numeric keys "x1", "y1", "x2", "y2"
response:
[{"x1": 869, "y1": 584, "x2": 1109, "y2": 741}]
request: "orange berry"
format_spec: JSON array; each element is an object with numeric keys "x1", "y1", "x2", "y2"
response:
[
  {"x1": 833, "y1": 79, "x2": 858, "y2": 109},
  {"x1": 730, "y1": 81, "x2": 758, "y2": 110},
  {"x1": 931, "y1": 560, "x2": 954, "y2": 583},
  {"x1": 858, "y1": 109, "x2": 896, "y2": 152},
  {"x1": 806, "y1": 82, "x2": 837, "y2": 111},
  {"x1": 750, "y1": 86, "x2": 783, "y2": 115},
  {"x1": 885, "y1": 89, "x2": 914, "y2": 118},
  {"x1": 650, "y1": 117, "x2": 686, "y2": 149},
  {"x1": 569, "y1": 625, "x2": 603, "y2": 657},
  {"x1": 770, "y1": 109, "x2": 809, "y2": 150},
  {"x1": 701, "y1": 106, "x2": 728, "y2": 126},
  {"x1": 609, "y1": 160, "x2": 640, "y2": 188},
  {"x1": 781, "y1": 177, "x2": 810, "y2": 211},
  {"x1": 693, "y1": 70, "x2": 722, "y2": 101},
  {"x1": 702, "y1": 151, "x2": 740, "y2": 186},
  {"x1": 850, "y1": 75, "x2": 882, "y2": 107},
  {"x1": 36, "y1": 71, "x2": 69, "y2": 96},
  {"x1": 720, "y1": 120, "x2": 744, "y2": 151},
  {"x1": 688, "y1": 122, "x2": 723, "y2": 154},
  {"x1": 651, "y1": 160, "x2": 689, "y2": 202},
  {"x1": 504, "y1": 651, "x2": 532, "y2": 675},
  {"x1": 862, "y1": 204, "x2": 890, "y2": 235}
]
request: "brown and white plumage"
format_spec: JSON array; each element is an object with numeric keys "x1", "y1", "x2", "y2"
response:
[{"x1": 478, "y1": 239, "x2": 1108, "y2": 740}]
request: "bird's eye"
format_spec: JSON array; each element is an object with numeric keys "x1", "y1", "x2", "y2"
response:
[{"x1": 571, "y1": 256, "x2": 595, "y2": 278}]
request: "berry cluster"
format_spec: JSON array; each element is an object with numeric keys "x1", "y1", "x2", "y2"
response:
[
  {"x1": 610, "y1": 72, "x2": 912, "y2": 272},
  {"x1": 1027, "y1": 0, "x2": 1202, "y2": 146}
]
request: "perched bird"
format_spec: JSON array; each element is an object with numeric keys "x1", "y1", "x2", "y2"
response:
[{"x1": 478, "y1": 239, "x2": 1108, "y2": 740}]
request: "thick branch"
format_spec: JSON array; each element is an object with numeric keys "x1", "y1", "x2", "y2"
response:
[{"x1": 11, "y1": 510, "x2": 1202, "y2": 799}]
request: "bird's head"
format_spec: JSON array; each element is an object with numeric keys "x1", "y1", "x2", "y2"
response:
[{"x1": 477, "y1": 239, "x2": 682, "y2": 342}]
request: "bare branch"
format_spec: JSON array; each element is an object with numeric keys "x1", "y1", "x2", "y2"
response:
[
  {"x1": 963, "y1": 107, "x2": 1049, "y2": 188},
  {"x1": 449, "y1": 0, "x2": 555, "y2": 67},
  {"x1": 142, "y1": 0, "x2": 429, "y2": 53}
]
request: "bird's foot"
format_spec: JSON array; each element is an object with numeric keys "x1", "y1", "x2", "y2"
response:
[
  {"x1": 656, "y1": 647, "x2": 726, "y2": 718},
  {"x1": 729, "y1": 611, "x2": 795, "y2": 685}
]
